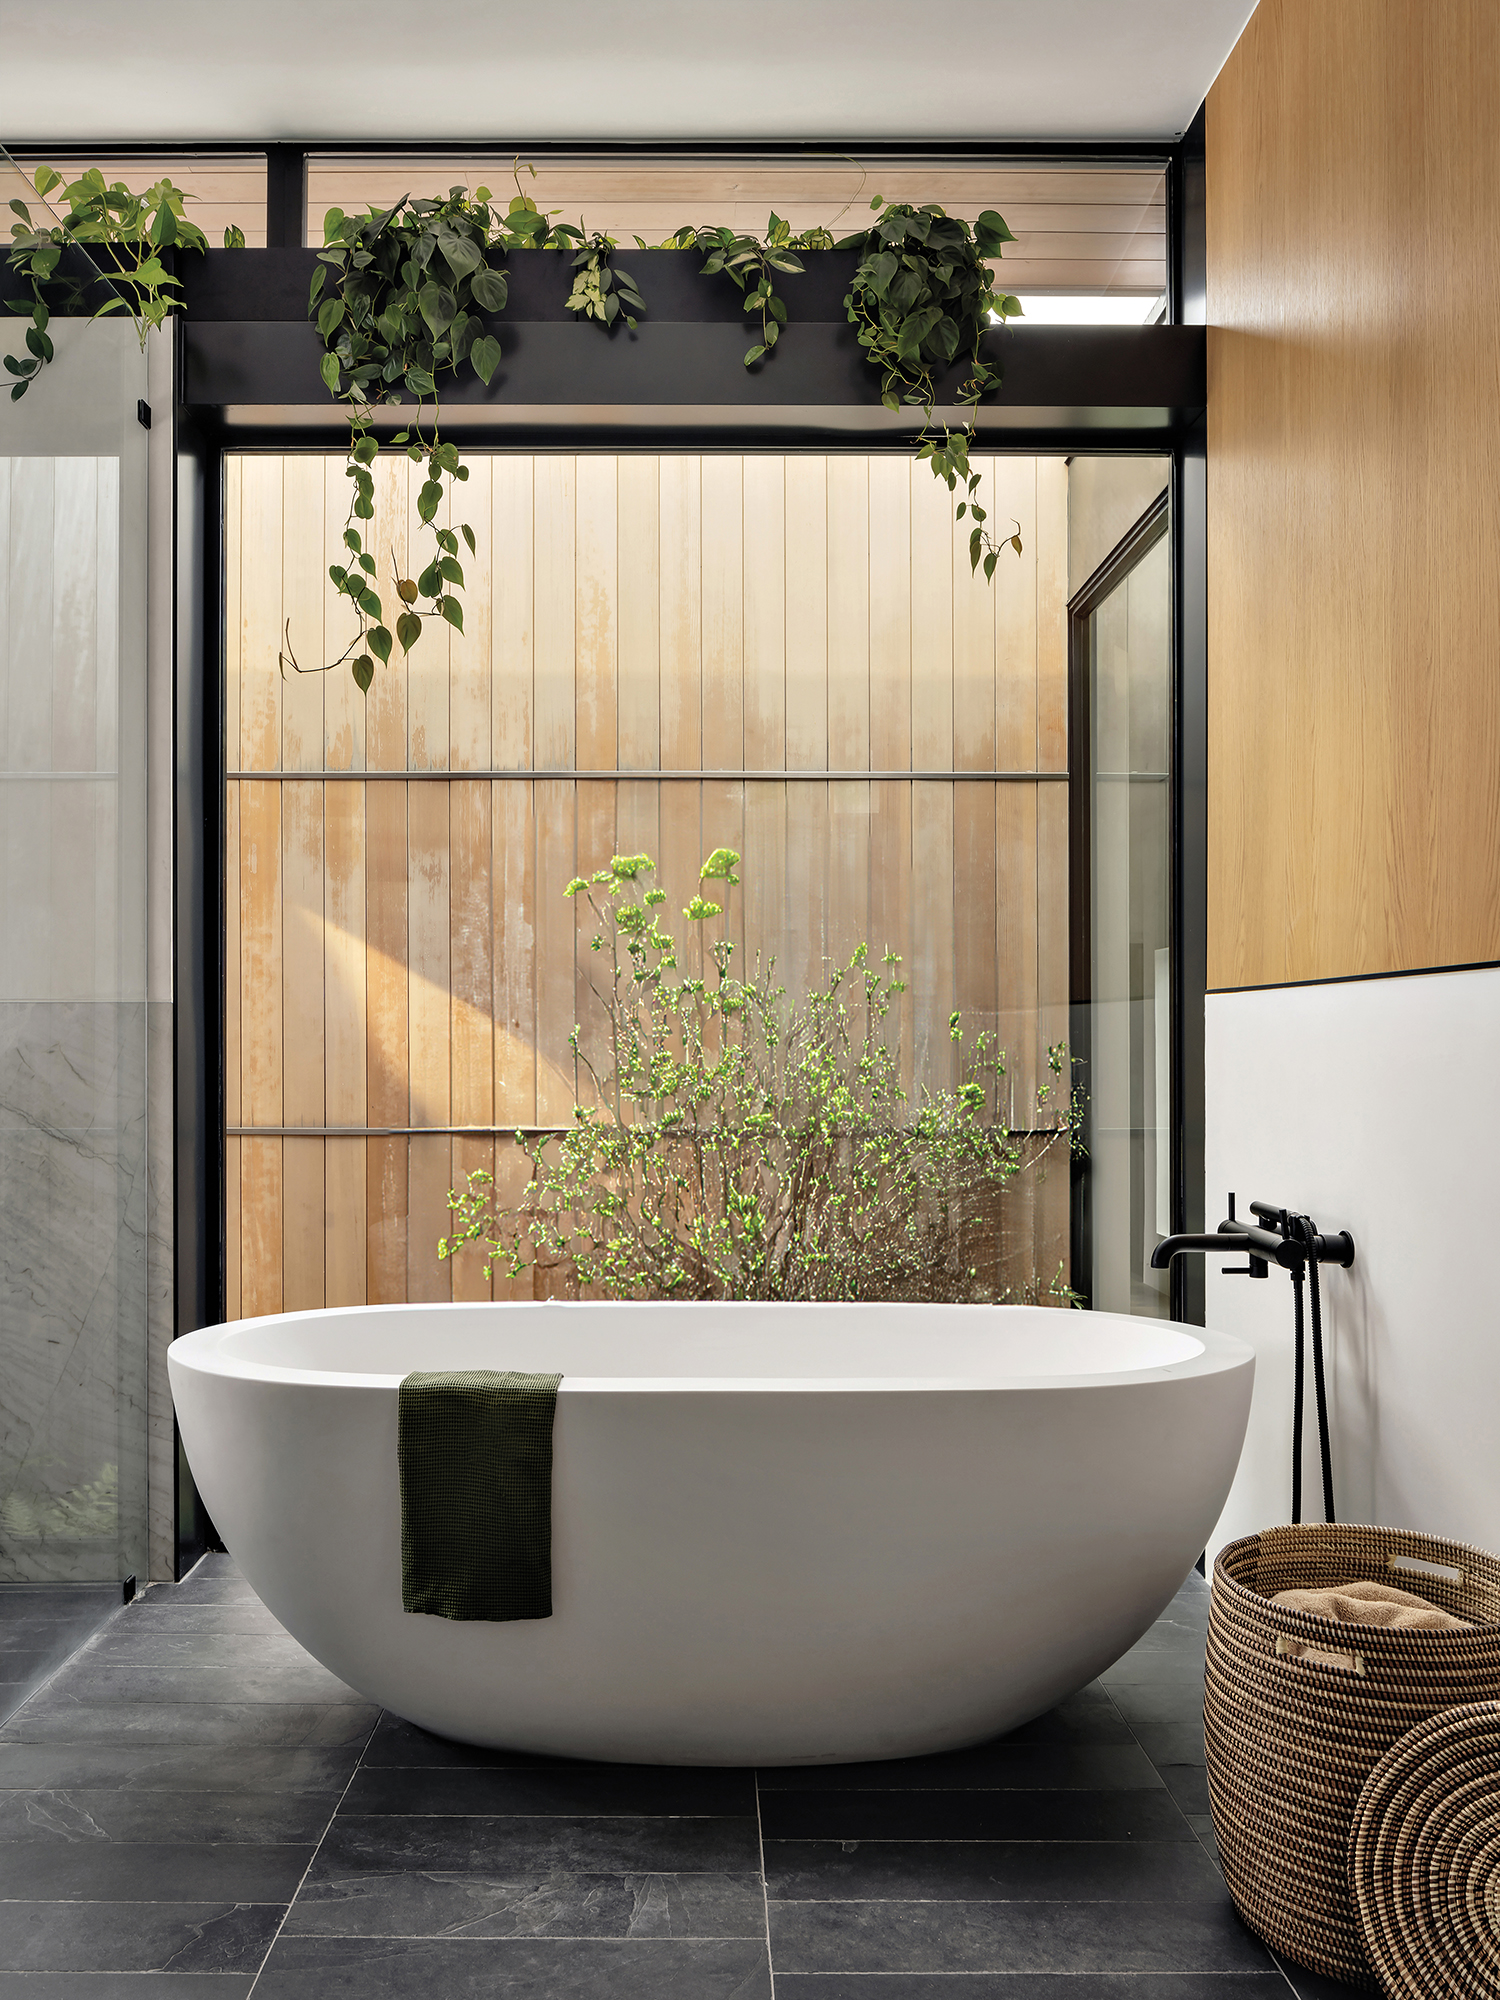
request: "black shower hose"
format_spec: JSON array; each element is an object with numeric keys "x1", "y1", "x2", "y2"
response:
[{"x1": 1288, "y1": 1218, "x2": 1336, "y2": 1525}]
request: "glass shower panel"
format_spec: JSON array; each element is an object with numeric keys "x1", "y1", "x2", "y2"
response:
[
  {"x1": 1085, "y1": 520, "x2": 1171, "y2": 1317},
  {"x1": 0, "y1": 151, "x2": 151, "y2": 1582}
]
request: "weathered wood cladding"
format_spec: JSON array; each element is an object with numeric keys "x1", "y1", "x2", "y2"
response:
[{"x1": 223, "y1": 450, "x2": 1072, "y2": 1314}]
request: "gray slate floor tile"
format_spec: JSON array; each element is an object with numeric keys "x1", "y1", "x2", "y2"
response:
[
  {"x1": 0, "y1": 1837, "x2": 312, "y2": 1902},
  {"x1": 1001, "y1": 1687, "x2": 1136, "y2": 1747},
  {"x1": 0, "y1": 1787, "x2": 335, "y2": 1845},
  {"x1": 0, "y1": 1557, "x2": 1303, "y2": 1994},
  {"x1": 759, "y1": 1741, "x2": 1163, "y2": 1792},
  {"x1": 0, "y1": 1699, "x2": 377, "y2": 1749},
  {"x1": 1274, "y1": 1958, "x2": 1368, "y2": 1998},
  {"x1": 309, "y1": 1811, "x2": 763, "y2": 1877},
  {"x1": 283, "y1": 1864, "x2": 767, "y2": 1939},
  {"x1": 763, "y1": 1838, "x2": 1228, "y2": 1904},
  {"x1": 83, "y1": 1630, "x2": 323, "y2": 1668},
  {"x1": 0, "y1": 1900, "x2": 283, "y2": 1974},
  {"x1": 773, "y1": 1980, "x2": 1291, "y2": 1998},
  {"x1": 125, "y1": 1604, "x2": 291, "y2": 1638},
  {"x1": 253, "y1": 1934, "x2": 773, "y2": 1997},
  {"x1": 1161, "y1": 1764, "x2": 1212, "y2": 1815},
  {"x1": 1129, "y1": 1724, "x2": 1207, "y2": 1769},
  {"x1": 0, "y1": 1978, "x2": 254, "y2": 1997},
  {"x1": 768, "y1": 1900, "x2": 1278, "y2": 1976},
  {"x1": 0, "y1": 1746, "x2": 360, "y2": 1794},
  {"x1": 36, "y1": 1663, "x2": 366, "y2": 1708}
]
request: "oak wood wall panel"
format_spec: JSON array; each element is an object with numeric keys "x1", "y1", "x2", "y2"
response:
[
  {"x1": 1206, "y1": 0, "x2": 1500, "y2": 987},
  {"x1": 226, "y1": 450, "x2": 1073, "y2": 1312}
]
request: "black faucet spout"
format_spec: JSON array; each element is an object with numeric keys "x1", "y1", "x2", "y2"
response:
[{"x1": 1151, "y1": 1231, "x2": 1248, "y2": 1270}]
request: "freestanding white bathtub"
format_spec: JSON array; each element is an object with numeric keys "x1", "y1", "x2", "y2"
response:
[{"x1": 169, "y1": 1301, "x2": 1253, "y2": 1765}]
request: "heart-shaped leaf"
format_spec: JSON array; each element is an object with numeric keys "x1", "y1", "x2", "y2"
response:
[
  {"x1": 470, "y1": 333, "x2": 502, "y2": 383},
  {"x1": 396, "y1": 610, "x2": 422, "y2": 654},
  {"x1": 470, "y1": 268, "x2": 508, "y2": 315}
]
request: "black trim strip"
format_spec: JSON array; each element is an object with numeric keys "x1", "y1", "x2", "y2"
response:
[{"x1": 1209, "y1": 957, "x2": 1500, "y2": 996}]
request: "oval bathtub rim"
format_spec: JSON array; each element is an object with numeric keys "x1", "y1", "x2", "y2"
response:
[{"x1": 168, "y1": 1299, "x2": 1256, "y2": 1397}]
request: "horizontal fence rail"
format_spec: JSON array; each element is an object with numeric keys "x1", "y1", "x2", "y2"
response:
[{"x1": 226, "y1": 769, "x2": 1071, "y2": 783}]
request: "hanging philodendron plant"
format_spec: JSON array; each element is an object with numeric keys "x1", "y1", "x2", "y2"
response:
[
  {"x1": 667, "y1": 212, "x2": 832, "y2": 367},
  {"x1": 5, "y1": 166, "x2": 214, "y2": 400},
  {"x1": 842, "y1": 198, "x2": 1026, "y2": 576},
  {"x1": 294, "y1": 187, "x2": 511, "y2": 691},
  {"x1": 558, "y1": 228, "x2": 647, "y2": 331}
]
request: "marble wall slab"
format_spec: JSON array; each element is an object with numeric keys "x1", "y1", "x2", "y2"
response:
[
  {"x1": 145, "y1": 998, "x2": 173, "y2": 1584},
  {"x1": 0, "y1": 1001, "x2": 148, "y2": 1583}
]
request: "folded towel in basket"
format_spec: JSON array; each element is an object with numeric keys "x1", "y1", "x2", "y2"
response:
[
  {"x1": 399, "y1": 1369, "x2": 563, "y2": 1622},
  {"x1": 1271, "y1": 1578, "x2": 1472, "y2": 1631}
]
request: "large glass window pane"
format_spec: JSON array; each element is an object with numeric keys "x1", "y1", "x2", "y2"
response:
[
  {"x1": 1080, "y1": 513, "x2": 1171, "y2": 1316},
  {"x1": 220, "y1": 450, "x2": 1078, "y2": 1315}
]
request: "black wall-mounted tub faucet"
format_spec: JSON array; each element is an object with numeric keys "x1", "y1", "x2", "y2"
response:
[
  {"x1": 1150, "y1": 1194, "x2": 1355, "y2": 1276},
  {"x1": 1152, "y1": 1196, "x2": 1356, "y2": 1527}
]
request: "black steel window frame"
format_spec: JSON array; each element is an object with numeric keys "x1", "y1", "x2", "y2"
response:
[
  {"x1": 1062, "y1": 105, "x2": 1206, "y2": 1325},
  {"x1": 163, "y1": 129, "x2": 1207, "y2": 1573},
  {"x1": 1065, "y1": 489, "x2": 1171, "y2": 1315}
]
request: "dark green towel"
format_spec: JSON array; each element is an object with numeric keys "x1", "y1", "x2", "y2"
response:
[{"x1": 398, "y1": 1370, "x2": 563, "y2": 1622}]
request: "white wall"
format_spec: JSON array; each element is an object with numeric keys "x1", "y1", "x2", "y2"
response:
[{"x1": 1204, "y1": 964, "x2": 1500, "y2": 1562}]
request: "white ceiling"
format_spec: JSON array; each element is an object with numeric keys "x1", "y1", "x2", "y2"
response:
[{"x1": 0, "y1": 0, "x2": 1257, "y2": 145}]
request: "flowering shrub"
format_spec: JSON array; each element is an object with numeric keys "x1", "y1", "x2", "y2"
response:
[{"x1": 441, "y1": 848, "x2": 1081, "y2": 1303}]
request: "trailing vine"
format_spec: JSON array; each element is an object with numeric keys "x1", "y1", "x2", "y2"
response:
[
  {"x1": 12, "y1": 158, "x2": 1032, "y2": 652},
  {"x1": 844, "y1": 197, "x2": 1025, "y2": 576},
  {"x1": 558, "y1": 228, "x2": 646, "y2": 331},
  {"x1": 288, "y1": 187, "x2": 510, "y2": 689},
  {"x1": 296, "y1": 165, "x2": 658, "y2": 688},
  {"x1": 5, "y1": 166, "x2": 208, "y2": 401},
  {"x1": 667, "y1": 213, "x2": 826, "y2": 368}
]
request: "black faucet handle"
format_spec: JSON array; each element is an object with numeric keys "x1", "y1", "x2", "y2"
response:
[{"x1": 1249, "y1": 1199, "x2": 1292, "y2": 1236}]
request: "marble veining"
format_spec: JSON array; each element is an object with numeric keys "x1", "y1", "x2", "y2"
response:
[
  {"x1": 0, "y1": 1000, "x2": 148, "y2": 1582},
  {"x1": 145, "y1": 997, "x2": 174, "y2": 1582}
]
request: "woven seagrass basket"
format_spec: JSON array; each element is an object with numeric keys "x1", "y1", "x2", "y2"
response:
[
  {"x1": 1350, "y1": 1699, "x2": 1500, "y2": 1999},
  {"x1": 1207, "y1": 1523, "x2": 1500, "y2": 1988}
]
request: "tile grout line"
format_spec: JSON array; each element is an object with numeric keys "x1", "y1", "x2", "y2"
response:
[
  {"x1": 755, "y1": 1766, "x2": 776, "y2": 1998},
  {"x1": 244, "y1": 1703, "x2": 384, "y2": 1995},
  {"x1": 0, "y1": 1596, "x2": 133, "y2": 1737},
  {"x1": 1099, "y1": 1595, "x2": 1302, "y2": 2000}
]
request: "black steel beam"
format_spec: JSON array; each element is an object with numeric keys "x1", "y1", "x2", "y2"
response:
[
  {"x1": 1170, "y1": 102, "x2": 1208, "y2": 1333},
  {"x1": 177, "y1": 249, "x2": 1203, "y2": 436},
  {"x1": 263, "y1": 146, "x2": 306, "y2": 249}
]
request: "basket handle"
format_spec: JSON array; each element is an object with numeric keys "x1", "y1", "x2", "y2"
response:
[
  {"x1": 1387, "y1": 1552, "x2": 1465, "y2": 1587},
  {"x1": 1276, "y1": 1634, "x2": 1366, "y2": 1676}
]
